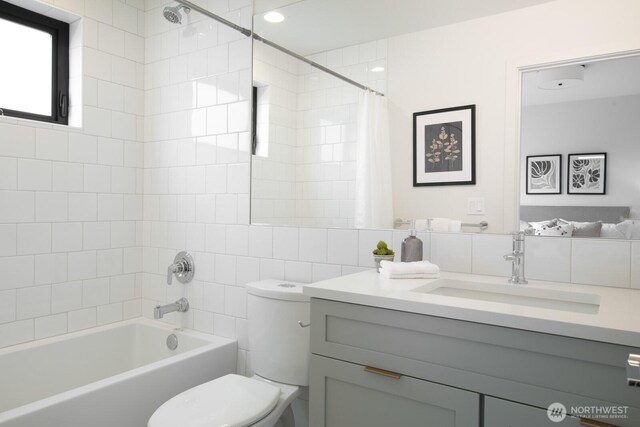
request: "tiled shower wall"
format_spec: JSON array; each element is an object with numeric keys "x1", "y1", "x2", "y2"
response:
[{"x1": 0, "y1": 0, "x2": 145, "y2": 349}]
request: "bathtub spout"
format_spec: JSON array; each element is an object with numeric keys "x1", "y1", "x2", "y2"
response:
[{"x1": 154, "y1": 298, "x2": 189, "y2": 319}]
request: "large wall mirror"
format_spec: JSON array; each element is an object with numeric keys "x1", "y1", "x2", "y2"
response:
[
  {"x1": 249, "y1": 0, "x2": 640, "y2": 242},
  {"x1": 519, "y1": 54, "x2": 640, "y2": 239}
]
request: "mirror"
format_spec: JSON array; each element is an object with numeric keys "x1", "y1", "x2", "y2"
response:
[{"x1": 519, "y1": 55, "x2": 640, "y2": 239}]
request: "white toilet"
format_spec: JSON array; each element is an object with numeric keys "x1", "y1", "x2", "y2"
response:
[{"x1": 148, "y1": 280, "x2": 310, "y2": 427}]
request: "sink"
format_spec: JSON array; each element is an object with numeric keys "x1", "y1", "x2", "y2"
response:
[{"x1": 411, "y1": 279, "x2": 600, "y2": 314}]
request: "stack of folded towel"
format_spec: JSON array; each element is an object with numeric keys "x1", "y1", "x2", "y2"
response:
[{"x1": 379, "y1": 260, "x2": 440, "y2": 279}]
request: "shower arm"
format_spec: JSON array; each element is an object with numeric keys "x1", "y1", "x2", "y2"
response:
[{"x1": 174, "y1": 0, "x2": 385, "y2": 97}]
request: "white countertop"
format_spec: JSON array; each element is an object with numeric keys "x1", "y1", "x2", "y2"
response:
[{"x1": 303, "y1": 270, "x2": 640, "y2": 348}]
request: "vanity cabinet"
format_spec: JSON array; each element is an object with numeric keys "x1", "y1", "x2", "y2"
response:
[
  {"x1": 308, "y1": 298, "x2": 639, "y2": 427},
  {"x1": 310, "y1": 354, "x2": 479, "y2": 427}
]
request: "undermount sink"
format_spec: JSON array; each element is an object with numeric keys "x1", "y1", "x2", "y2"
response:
[{"x1": 411, "y1": 279, "x2": 601, "y2": 314}]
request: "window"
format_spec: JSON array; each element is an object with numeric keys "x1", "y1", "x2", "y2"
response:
[{"x1": 0, "y1": 0, "x2": 69, "y2": 125}]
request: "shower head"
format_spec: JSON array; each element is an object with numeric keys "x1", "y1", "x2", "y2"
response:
[{"x1": 163, "y1": 4, "x2": 190, "y2": 24}]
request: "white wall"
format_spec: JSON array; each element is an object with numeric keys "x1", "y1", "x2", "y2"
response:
[
  {"x1": 387, "y1": 0, "x2": 640, "y2": 233},
  {"x1": 0, "y1": 0, "x2": 144, "y2": 349},
  {"x1": 520, "y1": 94, "x2": 640, "y2": 207}
]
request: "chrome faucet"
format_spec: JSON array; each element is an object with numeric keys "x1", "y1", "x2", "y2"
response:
[
  {"x1": 154, "y1": 298, "x2": 189, "y2": 319},
  {"x1": 504, "y1": 232, "x2": 527, "y2": 284}
]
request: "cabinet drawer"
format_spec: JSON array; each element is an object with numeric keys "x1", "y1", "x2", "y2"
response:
[
  {"x1": 310, "y1": 298, "x2": 640, "y2": 423},
  {"x1": 309, "y1": 354, "x2": 480, "y2": 427}
]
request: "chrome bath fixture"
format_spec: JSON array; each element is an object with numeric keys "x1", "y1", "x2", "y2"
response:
[
  {"x1": 162, "y1": 4, "x2": 190, "y2": 24},
  {"x1": 504, "y1": 232, "x2": 527, "y2": 284},
  {"x1": 167, "y1": 251, "x2": 195, "y2": 285},
  {"x1": 154, "y1": 298, "x2": 190, "y2": 319}
]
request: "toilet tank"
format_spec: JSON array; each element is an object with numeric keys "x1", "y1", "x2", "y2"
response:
[{"x1": 246, "y1": 280, "x2": 310, "y2": 386}]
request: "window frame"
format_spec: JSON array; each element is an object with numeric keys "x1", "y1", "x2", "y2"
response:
[{"x1": 0, "y1": 0, "x2": 69, "y2": 125}]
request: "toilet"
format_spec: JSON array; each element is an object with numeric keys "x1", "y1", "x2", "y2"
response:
[{"x1": 148, "y1": 280, "x2": 310, "y2": 427}]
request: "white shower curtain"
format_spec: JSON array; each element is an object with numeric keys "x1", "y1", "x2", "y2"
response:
[{"x1": 354, "y1": 91, "x2": 394, "y2": 229}]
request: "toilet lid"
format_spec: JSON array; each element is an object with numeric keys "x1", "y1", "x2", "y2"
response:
[{"x1": 148, "y1": 374, "x2": 280, "y2": 427}]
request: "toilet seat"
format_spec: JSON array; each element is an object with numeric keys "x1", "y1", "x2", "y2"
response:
[{"x1": 148, "y1": 374, "x2": 281, "y2": 427}]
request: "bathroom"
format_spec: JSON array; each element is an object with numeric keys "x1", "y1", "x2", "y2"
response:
[{"x1": 0, "y1": 0, "x2": 639, "y2": 425}]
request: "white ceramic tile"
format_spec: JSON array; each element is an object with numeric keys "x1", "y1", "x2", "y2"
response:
[
  {"x1": 68, "y1": 133, "x2": 97, "y2": 164},
  {"x1": 227, "y1": 163, "x2": 249, "y2": 193},
  {"x1": 430, "y1": 233, "x2": 473, "y2": 273},
  {"x1": 259, "y1": 258, "x2": 285, "y2": 280},
  {"x1": 98, "y1": 137, "x2": 124, "y2": 166},
  {"x1": 35, "y1": 313, "x2": 67, "y2": 339},
  {"x1": 215, "y1": 194, "x2": 237, "y2": 224},
  {"x1": 0, "y1": 191, "x2": 34, "y2": 223},
  {"x1": 35, "y1": 253, "x2": 67, "y2": 285},
  {"x1": 98, "y1": 194, "x2": 124, "y2": 221},
  {"x1": 0, "y1": 319, "x2": 34, "y2": 348},
  {"x1": 185, "y1": 223, "x2": 206, "y2": 252},
  {"x1": 236, "y1": 256, "x2": 260, "y2": 286},
  {"x1": 17, "y1": 223, "x2": 51, "y2": 255},
  {"x1": 51, "y1": 281, "x2": 82, "y2": 314},
  {"x1": 0, "y1": 255, "x2": 34, "y2": 290},
  {"x1": 0, "y1": 123, "x2": 35, "y2": 158},
  {"x1": 524, "y1": 236, "x2": 572, "y2": 283},
  {"x1": 273, "y1": 227, "x2": 298, "y2": 260},
  {"x1": 52, "y1": 162, "x2": 83, "y2": 192},
  {"x1": 85, "y1": 0, "x2": 112, "y2": 24},
  {"x1": 111, "y1": 221, "x2": 136, "y2": 248},
  {"x1": 327, "y1": 229, "x2": 358, "y2": 266},
  {"x1": 35, "y1": 192, "x2": 68, "y2": 222},
  {"x1": 224, "y1": 286, "x2": 246, "y2": 318},
  {"x1": 18, "y1": 159, "x2": 52, "y2": 191},
  {"x1": 50, "y1": 222, "x2": 82, "y2": 253},
  {"x1": 97, "y1": 303, "x2": 123, "y2": 325},
  {"x1": 68, "y1": 251, "x2": 97, "y2": 281},
  {"x1": 17, "y1": 285, "x2": 51, "y2": 320},
  {"x1": 299, "y1": 228, "x2": 327, "y2": 263},
  {"x1": 82, "y1": 278, "x2": 110, "y2": 307},
  {"x1": 84, "y1": 165, "x2": 111, "y2": 193},
  {"x1": 67, "y1": 307, "x2": 96, "y2": 332},
  {"x1": 248, "y1": 226, "x2": 272, "y2": 258},
  {"x1": 213, "y1": 313, "x2": 236, "y2": 339},
  {"x1": 215, "y1": 254, "x2": 237, "y2": 285},
  {"x1": 68, "y1": 193, "x2": 97, "y2": 222},
  {"x1": 35, "y1": 129, "x2": 68, "y2": 161},
  {"x1": 203, "y1": 282, "x2": 225, "y2": 314},
  {"x1": 472, "y1": 234, "x2": 512, "y2": 277},
  {"x1": 0, "y1": 289, "x2": 16, "y2": 324},
  {"x1": 284, "y1": 261, "x2": 312, "y2": 283},
  {"x1": 225, "y1": 225, "x2": 248, "y2": 256},
  {"x1": 0, "y1": 157, "x2": 17, "y2": 190},
  {"x1": 571, "y1": 239, "x2": 631, "y2": 287},
  {"x1": 0, "y1": 225, "x2": 16, "y2": 256},
  {"x1": 358, "y1": 229, "x2": 393, "y2": 267},
  {"x1": 205, "y1": 224, "x2": 226, "y2": 253},
  {"x1": 97, "y1": 249, "x2": 124, "y2": 278}
]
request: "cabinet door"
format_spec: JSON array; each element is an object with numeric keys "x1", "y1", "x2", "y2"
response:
[
  {"x1": 485, "y1": 396, "x2": 587, "y2": 427},
  {"x1": 309, "y1": 355, "x2": 479, "y2": 427}
]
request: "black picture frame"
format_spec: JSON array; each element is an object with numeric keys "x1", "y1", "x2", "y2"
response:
[
  {"x1": 567, "y1": 152, "x2": 607, "y2": 195},
  {"x1": 525, "y1": 154, "x2": 562, "y2": 195},
  {"x1": 413, "y1": 104, "x2": 475, "y2": 186}
]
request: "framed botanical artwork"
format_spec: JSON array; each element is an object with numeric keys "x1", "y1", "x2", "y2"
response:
[
  {"x1": 567, "y1": 153, "x2": 606, "y2": 195},
  {"x1": 526, "y1": 154, "x2": 562, "y2": 194},
  {"x1": 413, "y1": 104, "x2": 475, "y2": 186}
]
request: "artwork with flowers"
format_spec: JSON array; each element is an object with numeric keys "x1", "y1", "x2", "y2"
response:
[
  {"x1": 413, "y1": 105, "x2": 475, "y2": 186},
  {"x1": 526, "y1": 154, "x2": 562, "y2": 194},
  {"x1": 567, "y1": 153, "x2": 606, "y2": 194}
]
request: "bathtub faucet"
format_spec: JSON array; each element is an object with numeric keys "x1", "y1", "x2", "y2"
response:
[{"x1": 154, "y1": 298, "x2": 189, "y2": 319}]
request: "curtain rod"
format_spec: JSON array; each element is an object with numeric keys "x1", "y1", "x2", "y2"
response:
[{"x1": 175, "y1": 0, "x2": 385, "y2": 97}]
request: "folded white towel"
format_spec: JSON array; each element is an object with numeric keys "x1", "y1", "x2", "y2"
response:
[
  {"x1": 431, "y1": 218, "x2": 450, "y2": 232},
  {"x1": 449, "y1": 220, "x2": 462, "y2": 232},
  {"x1": 414, "y1": 219, "x2": 429, "y2": 231},
  {"x1": 379, "y1": 270, "x2": 440, "y2": 279},
  {"x1": 379, "y1": 260, "x2": 440, "y2": 275}
]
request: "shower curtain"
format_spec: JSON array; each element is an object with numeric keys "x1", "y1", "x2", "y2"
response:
[{"x1": 354, "y1": 91, "x2": 394, "y2": 229}]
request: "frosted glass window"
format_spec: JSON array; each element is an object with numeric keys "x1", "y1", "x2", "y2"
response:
[{"x1": 0, "y1": 17, "x2": 53, "y2": 116}]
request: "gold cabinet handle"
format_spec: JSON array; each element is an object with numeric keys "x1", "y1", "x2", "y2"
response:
[
  {"x1": 363, "y1": 366, "x2": 402, "y2": 380},
  {"x1": 580, "y1": 418, "x2": 620, "y2": 427}
]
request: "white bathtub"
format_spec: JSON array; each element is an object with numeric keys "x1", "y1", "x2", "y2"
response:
[{"x1": 0, "y1": 318, "x2": 237, "y2": 427}]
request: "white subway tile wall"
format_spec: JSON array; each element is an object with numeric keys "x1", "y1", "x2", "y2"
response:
[{"x1": 0, "y1": 0, "x2": 144, "y2": 349}]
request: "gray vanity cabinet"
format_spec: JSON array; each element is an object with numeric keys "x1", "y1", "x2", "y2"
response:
[
  {"x1": 310, "y1": 354, "x2": 480, "y2": 427},
  {"x1": 308, "y1": 298, "x2": 639, "y2": 427}
]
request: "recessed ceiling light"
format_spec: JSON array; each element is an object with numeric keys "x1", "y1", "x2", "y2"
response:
[
  {"x1": 370, "y1": 66, "x2": 385, "y2": 73},
  {"x1": 264, "y1": 11, "x2": 285, "y2": 23}
]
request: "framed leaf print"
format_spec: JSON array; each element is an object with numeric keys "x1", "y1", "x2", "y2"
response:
[
  {"x1": 568, "y1": 153, "x2": 606, "y2": 195},
  {"x1": 413, "y1": 104, "x2": 475, "y2": 186},
  {"x1": 526, "y1": 154, "x2": 562, "y2": 194}
]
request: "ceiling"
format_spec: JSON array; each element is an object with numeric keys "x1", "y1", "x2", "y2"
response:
[
  {"x1": 253, "y1": 0, "x2": 555, "y2": 55},
  {"x1": 522, "y1": 55, "x2": 640, "y2": 106}
]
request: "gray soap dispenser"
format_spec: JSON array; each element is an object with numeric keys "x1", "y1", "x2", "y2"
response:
[{"x1": 401, "y1": 220, "x2": 423, "y2": 262}]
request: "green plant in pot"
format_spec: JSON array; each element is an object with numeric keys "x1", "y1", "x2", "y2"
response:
[{"x1": 373, "y1": 240, "x2": 395, "y2": 272}]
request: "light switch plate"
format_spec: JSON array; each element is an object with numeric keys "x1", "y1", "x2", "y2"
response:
[{"x1": 467, "y1": 198, "x2": 485, "y2": 215}]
